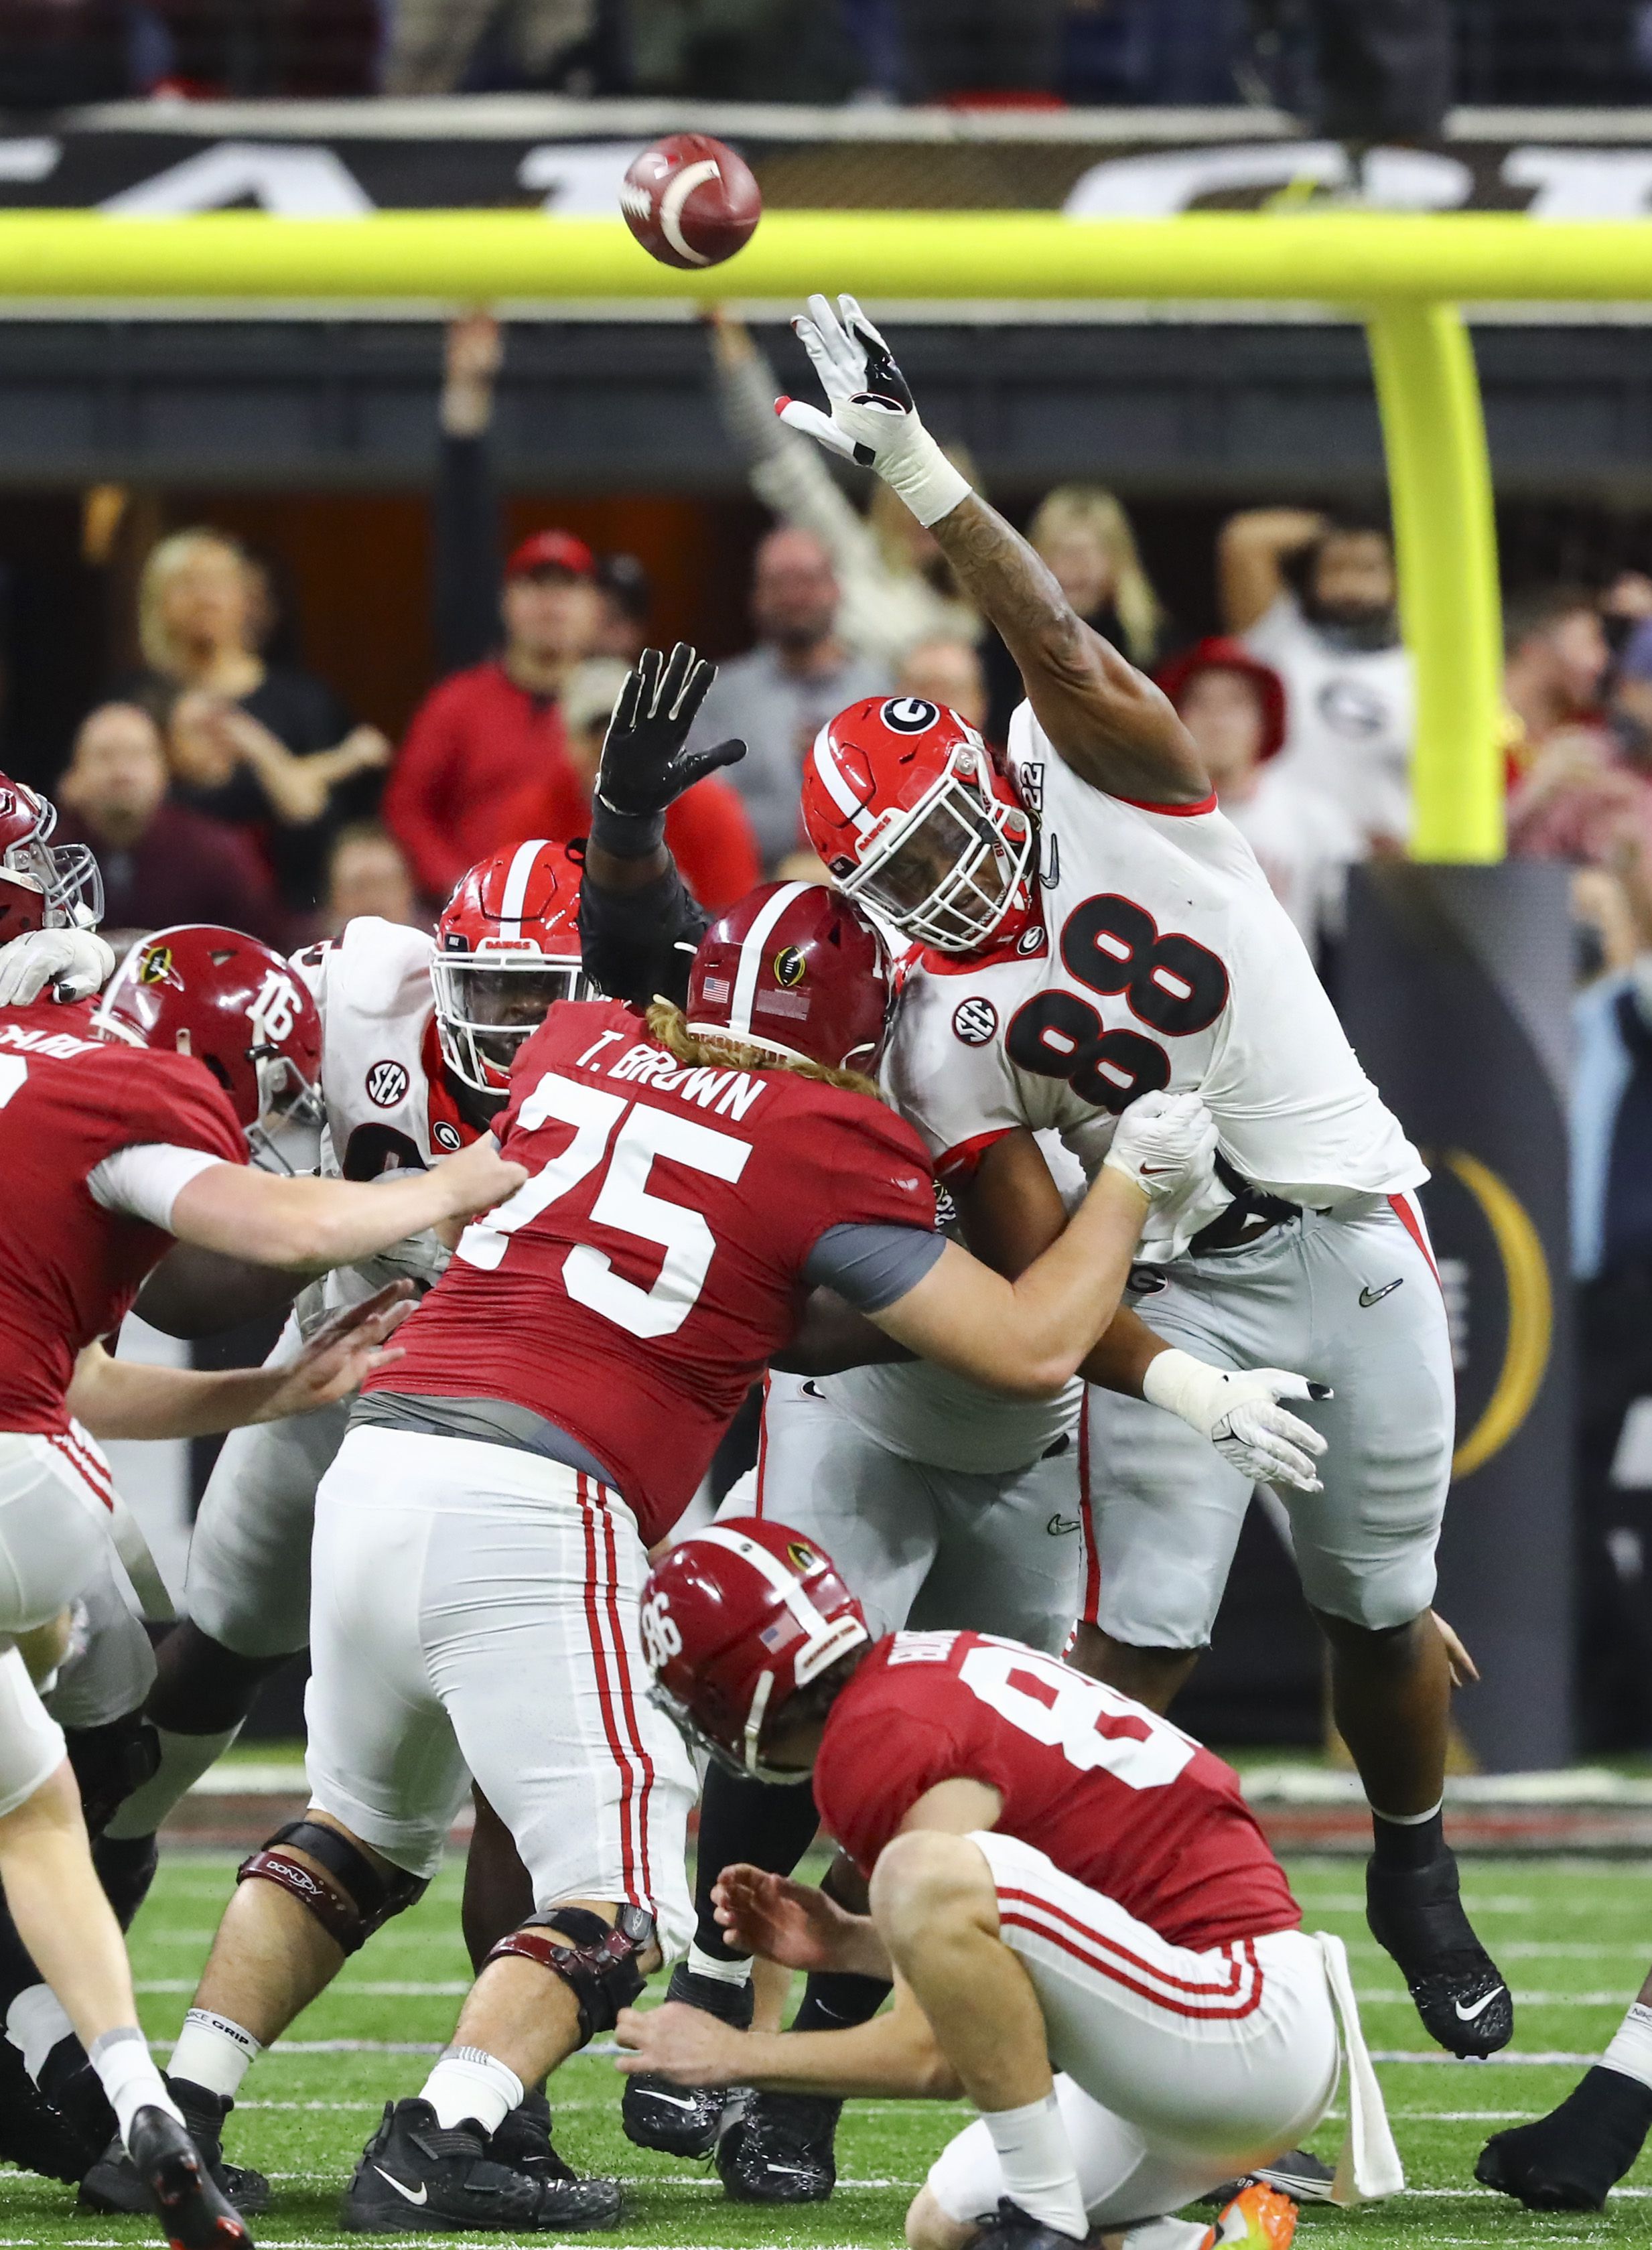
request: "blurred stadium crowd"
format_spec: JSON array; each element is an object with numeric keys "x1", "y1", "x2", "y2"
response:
[{"x1": 0, "y1": 1, "x2": 1641, "y2": 115}]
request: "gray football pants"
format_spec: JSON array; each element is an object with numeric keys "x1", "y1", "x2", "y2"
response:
[
  {"x1": 720, "y1": 1372, "x2": 1085, "y2": 1653},
  {"x1": 1085, "y1": 1192, "x2": 1453, "y2": 1648}
]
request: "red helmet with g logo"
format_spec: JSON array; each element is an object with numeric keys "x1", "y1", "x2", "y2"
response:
[
  {"x1": 685, "y1": 880, "x2": 893, "y2": 1077},
  {"x1": 433, "y1": 840, "x2": 593, "y2": 1096},
  {"x1": 640, "y1": 1521, "x2": 870, "y2": 1783},
  {"x1": 92, "y1": 924, "x2": 322, "y2": 1159},
  {"x1": 0, "y1": 772, "x2": 103, "y2": 942},
  {"x1": 800, "y1": 697, "x2": 1034, "y2": 955}
]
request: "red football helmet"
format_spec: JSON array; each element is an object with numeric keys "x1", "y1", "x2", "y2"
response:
[
  {"x1": 685, "y1": 880, "x2": 894, "y2": 1076},
  {"x1": 0, "y1": 772, "x2": 102, "y2": 942},
  {"x1": 640, "y1": 1521, "x2": 870, "y2": 1783},
  {"x1": 801, "y1": 697, "x2": 1034, "y2": 955},
  {"x1": 432, "y1": 840, "x2": 594, "y2": 1096},
  {"x1": 92, "y1": 924, "x2": 323, "y2": 1159}
]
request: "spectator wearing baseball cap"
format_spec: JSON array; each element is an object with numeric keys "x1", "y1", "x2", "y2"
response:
[
  {"x1": 384, "y1": 522, "x2": 604, "y2": 904},
  {"x1": 492, "y1": 657, "x2": 760, "y2": 913},
  {"x1": 1160, "y1": 636, "x2": 1359, "y2": 959}
]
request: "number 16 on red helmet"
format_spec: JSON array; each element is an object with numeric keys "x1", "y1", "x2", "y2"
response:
[
  {"x1": 92, "y1": 923, "x2": 323, "y2": 1167},
  {"x1": 640, "y1": 1521, "x2": 870, "y2": 1784}
]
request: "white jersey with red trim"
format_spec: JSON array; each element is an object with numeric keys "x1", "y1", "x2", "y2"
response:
[
  {"x1": 287, "y1": 916, "x2": 476, "y2": 1328},
  {"x1": 882, "y1": 705, "x2": 1425, "y2": 1261}
]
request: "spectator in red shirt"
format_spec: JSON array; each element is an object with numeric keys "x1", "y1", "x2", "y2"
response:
[
  {"x1": 384, "y1": 528, "x2": 604, "y2": 905},
  {"x1": 493, "y1": 658, "x2": 760, "y2": 912},
  {"x1": 54, "y1": 701, "x2": 279, "y2": 944}
]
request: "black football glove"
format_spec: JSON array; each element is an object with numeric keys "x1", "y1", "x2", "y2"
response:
[{"x1": 590, "y1": 642, "x2": 745, "y2": 858}]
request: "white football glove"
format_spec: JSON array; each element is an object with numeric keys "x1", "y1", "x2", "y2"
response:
[
  {"x1": 778, "y1": 293, "x2": 972, "y2": 528},
  {"x1": 0, "y1": 926, "x2": 116, "y2": 1006},
  {"x1": 1103, "y1": 1091, "x2": 1219, "y2": 1203},
  {"x1": 1142, "y1": 1348, "x2": 1332, "y2": 1494}
]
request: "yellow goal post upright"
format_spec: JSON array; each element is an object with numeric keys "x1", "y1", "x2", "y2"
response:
[{"x1": 1, "y1": 206, "x2": 1647, "y2": 859}]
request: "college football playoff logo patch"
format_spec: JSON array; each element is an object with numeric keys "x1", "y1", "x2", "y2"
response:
[
  {"x1": 953, "y1": 997, "x2": 999, "y2": 1046},
  {"x1": 137, "y1": 944, "x2": 175, "y2": 986},
  {"x1": 773, "y1": 944, "x2": 806, "y2": 989},
  {"x1": 365, "y1": 1059, "x2": 409, "y2": 1109}
]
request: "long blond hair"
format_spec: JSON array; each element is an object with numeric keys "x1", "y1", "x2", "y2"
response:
[
  {"x1": 137, "y1": 528, "x2": 255, "y2": 677},
  {"x1": 645, "y1": 1000, "x2": 884, "y2": 1104},
  {"x1": 1026, "y1": 486, "x2": 1164, "y2": 667}
]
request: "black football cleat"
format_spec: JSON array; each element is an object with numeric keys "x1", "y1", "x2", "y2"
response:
[
  {"x1": 1476, "y1": 2066, "x2": 1652, "y2": 2210},
  {"x1": 621, "y1": 1963, "x2": 752, "y2": 2159},
  {"x1": 1249, "y1": 2148, "x2": 1334, "y2": 2202},
  {"x1": 486, "y1": 2087, "x2": 596, "y2": 2194},
  {"x1": 36, "y1": 2030, "x2": 119, "y2": 2175},
  {"x1": 963, "y1": 2196, "x2": 1093, "y2": 2250},
  {"x1": 341, "y1": 2097, "x2": 620, "y2": 2233},
  {"x1": 1366, "y1": 1851, "x2": 1512, "y2": 2057},
  {"x1": 715, "y1": 2089, "x2": 841, "y2": 2203},
  {"x1": 0, "y1": 2031, "x2": 105, "y2": 2184},
  {"x1": 82, "y1": 2078, "x2": 269, "y2": 2217},
  {"x1": 125, "y1": 2105, "x2": 251, "y2": 2250},
  {"x1": 1202, "y1": 2148, "x2": 1335, "y2": 2207}
]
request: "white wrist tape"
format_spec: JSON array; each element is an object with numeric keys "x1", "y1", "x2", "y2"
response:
[
  {"x1": 1139, "y1": 1347, "x2": 1221, "y2": 1431},
  {"x1": 875, "y1": 419, "x2": 972, "y2": 529}
]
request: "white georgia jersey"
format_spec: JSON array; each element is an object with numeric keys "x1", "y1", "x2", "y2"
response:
[
  {"x1": 287, "y1": 916, "x2": 474, "y2": 1330},
  {"x1": 819, "y1": 1132, "x2": 1086, "y2": 1474},
  {"x1": 882, "y1": 705, "x2": 1426, "y2": 1263}
]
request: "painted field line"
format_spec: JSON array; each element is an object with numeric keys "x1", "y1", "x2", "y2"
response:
[
  {"x1": 257, "y1": 2039, "x2": 445, "y2": 2054},
  {"x1": 1488, "y1": 1942, "x2": 1652, "y2": 1959},
  {"x1": 1371, "y1": 2048, "x2": 1600, "y2": 2064},
  {"x1": 1358, "y1": 1989, "x2": 1632, "y2": 2006},
  {"x1": 1332, "y1": 1937, "x2": 1649, "y2": 1961},
  {"x1": 1387, "y1": 2108, "x2": 1543, "y2": 2119},
  {"x1": 1399, "y1": 2185, "x2": 1652, "y2": 2199},
  {"x1": 137, "y1": 1979, "x2": 470, "y2": 1997},
  {"x1": 263, "y1": 2174, "x2": 922, "y2": 2192}
]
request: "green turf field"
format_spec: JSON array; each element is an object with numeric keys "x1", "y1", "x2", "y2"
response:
[{"x1": 2, "y1": 1851, "x2": 1649, "y2": 2249}]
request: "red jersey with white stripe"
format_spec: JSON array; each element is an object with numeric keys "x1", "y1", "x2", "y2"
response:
[
  {"x1": 368, "y1": 998, "x2": 939, "y2": 1543},
  {"x1": 0, "y1": 1001, "x2": 247, "y2": 1433},
  {"x1": 813, "y1": 1629, "x2": 1299, "y2": 1952},
  {"x1": 882, "y1": 709, "x2": 1424, "y2": 1261}
]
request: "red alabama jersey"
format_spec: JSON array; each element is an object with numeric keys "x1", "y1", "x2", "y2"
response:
[
  {"x1": 813, "y1": 1630, "x2": 1300, "y2": 1953},
  {"x1": 371, "y1": 998, "x2": 939, "y2": 1542},
  {"x1": 0, "y1": 1001, "x2": 247, "y2": 1432}
]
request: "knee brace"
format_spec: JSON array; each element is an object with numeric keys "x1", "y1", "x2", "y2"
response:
[
  {"x1": 237, "y1": 1819, "x2": 427, "y2": 1955},
  {"x1": 486, "y1": 1904, "x2": 655, "y2": 2046},
  {"x1": 64, "y1": 1713, "x2": 160, "y2": 1839}
]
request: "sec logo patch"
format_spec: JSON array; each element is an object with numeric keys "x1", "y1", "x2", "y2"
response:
[
  {"x1": 953, "y1": 997, "x2": 999, "y2": 1046},
  {"x1": 366, "y1": 1059, "x2": 410, "y2": 1109}
]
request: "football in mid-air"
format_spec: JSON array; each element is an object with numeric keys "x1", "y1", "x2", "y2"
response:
[{"x1": 620, "y1": 134, "x2": 762, "y2": 270}]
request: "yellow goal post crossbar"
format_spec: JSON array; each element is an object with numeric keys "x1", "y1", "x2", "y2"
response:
[{"x1": 5, "y1": 207, "x2": 1645, "y2": 860}]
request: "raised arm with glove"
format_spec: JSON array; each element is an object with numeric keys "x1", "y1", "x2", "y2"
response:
[
  {"x1": 778, "y1": 293, "x2": 1205, "y2": 806},
  {"x1": 577, "y1": 642, "x2": 744, "y2": 1007}
]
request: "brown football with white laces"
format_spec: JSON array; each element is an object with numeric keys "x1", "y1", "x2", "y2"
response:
[{"x1": 620, "y1": 134, "x2": 762, "y2": 270}]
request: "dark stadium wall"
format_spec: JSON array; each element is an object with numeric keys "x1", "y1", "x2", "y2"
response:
[{"x1": 1341, "y1": 861, "x2": 1577, "y2": 1772}]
